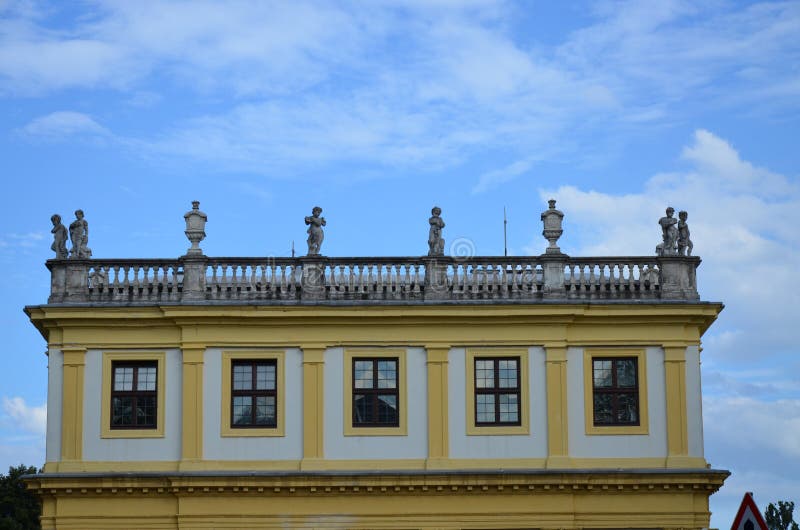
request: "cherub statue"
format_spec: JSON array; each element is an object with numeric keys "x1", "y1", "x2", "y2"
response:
[
  {"x1": 658, "y1": 207, "x2": 678, "y2": 256},
  {"x1": 428, "y1": 206, "x2": 445, "y2": 256},
  {"x1": 305, "y1": 206, "x2": 326, "y2": 256},
  {"x1": 50, "y1": 214, "x2": 68, "y2": 259},
  {"x1": 677, "y1": 210, "x2": 693, "y2": 256},
  {"x1": 69, "y1": 209, "x2": 91, "y2": 258}
]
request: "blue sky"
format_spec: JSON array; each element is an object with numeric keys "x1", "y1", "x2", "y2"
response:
[{"x1": 1, "y1": 1, "x2": 798, "y2": 526}]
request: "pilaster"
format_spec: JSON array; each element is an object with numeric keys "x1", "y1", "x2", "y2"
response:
[
  {"x1": 425, "y1": 346, "x2": 450, "y2": 466},
  {"x1": 301, "y1": 346, "x2": 326, "y2": 466},
  {"x1": 664, "y1": 345, "x2": 690, "y2": 467},
  {"x1": 545, "y1": 344, "x2": 570, "y2": 468},
  {"x1": 60, "y1": 347, "x2": 86, "y2": 462},
  {"x1": 180, "y1": 347, "x2": 205, "y2": 466}
]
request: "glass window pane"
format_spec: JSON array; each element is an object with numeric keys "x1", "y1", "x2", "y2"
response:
[
  {"x1": 476, "y1": 394, "x2": 495, "y2": 423},
  {"x1": 255, "y1": 396, "x2": 276, "y2": 425},
  {"x1": 256, "y1": 364, "x2": 276, "y2": 390},
  {"x1": 354, "y1": 361, "x2": 374, "y2": 389},
  {"x1": 232, "y1": 396, "x2": 252, "y2": 425},
  {"x1": 617, "y1": 393, "x2": 639, "y2": 423},
  {"x1": 593, "y1": 394, "x2": 613, "y2": 424},
  {"x1": 353, "y1": 393, "x2": 371, "y2": 423},
  {"x1": 593, "y1": 360, "x2": 612, "y2": 388},
  {"x1": 111, "y1": 397, "x2": 132, "y2": 426},
  {"x1": 114, "y1": 367, "x2": 133, "y2": 391},
  {"x1": 498, "y1": 359, "x2": 518, "y2": 388},
  {"x1": 233, "y1": 365, "x2": 252, "y2": 391},
  {"x1": 377, "y1": 395, "x2": 398, "y2": 424},
  {"x1": 137, "y1": 366, "x2": 156, "y2": 391},
  {"x1": 377, "y1": 360, "x2": 397, "y2": 389},
  {"x1": 616, "y1": 359, "x2": 637, "y2": 388},
  {"x1": 137, "y1": 396, "x2": 156, "y2": 426},
  {"x1": 475, "y1": 359, "x2": 495, "y2": 389}
]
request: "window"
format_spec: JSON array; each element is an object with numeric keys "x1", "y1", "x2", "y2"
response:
[
  {"x1": 352, "y1": 357, "x2": 399, "y2": 427},
  {"x1": 583, "y1": 349, "x2": 649, "y2": 435},
  {"x1": 101, "y1": 351, "x2": 166, "y2": 438},
  {"x1": 221, "y1": 351, "x2": 285, "y2": 437},
  {"x1": 343, "y1": 349, "x2": 407, "y2": 436},
  {"x1": 465, "y1": 348, "x2": 529, "y2": 435},
  {"x1": 231, "y1": 360, "x2": 277, "y2": 428},
  {"x1": 111, "y1": 361, "x2": 158, "y2": 429},
  {"x1": 474, "y1": 357, "x2": 521, "y2": 426},
  {"x1": 591, "y1": 357, "x2": 638, "y2": 426}
]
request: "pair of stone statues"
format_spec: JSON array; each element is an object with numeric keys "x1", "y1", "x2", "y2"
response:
[
  {"x1": 657, "y1": 207, "x2": 692, "y2": 256},
  {"x1": 50, "y1": 209, "x2": 90, "y2": 259}
]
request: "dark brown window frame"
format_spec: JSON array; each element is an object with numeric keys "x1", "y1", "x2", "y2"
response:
[
  {"x1": 592, "y1": 356, "x2": 640, "y2": 426},
  {"x1": 474, "y1": 356, "x2": 522, "y2": 427},
  {"x1": 110, "y1": 360, "x2": 158, "y2": 430},
  {"x1": 230, "y1": 359, "x2": 278, "y2": 428},
  {"x1": 352, "y1": 357, "x2": 399, "y2": 428}
]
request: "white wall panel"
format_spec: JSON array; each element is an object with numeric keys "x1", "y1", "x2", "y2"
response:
[
  {"x1": 45, "y1": 348, "x2": 62, "y2": 462},
  {"x1": 685, "y1": 345, "x2": 704, "y2": 457}
]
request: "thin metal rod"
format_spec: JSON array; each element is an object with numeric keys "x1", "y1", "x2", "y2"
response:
[{"x1": 503, "y1": 207, "x2": 508, "y2": 257}]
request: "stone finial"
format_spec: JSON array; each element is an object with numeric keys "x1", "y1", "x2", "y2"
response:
[
  {"x1": 68, "y1": 209, "x2": 91, "y2": 259},
  {"x1": 677, "y1": 210, "x2": 693, "y2": 256},
  {"x1": 427, "y1": 206, "x2": 445, "y2": 256},
  {"x1": 50, "y1": 214, "x2": 68, "y2": 259},
  {"x1": 184, "y1": 200, "x2": 207, "y2": 255},
  {"x1": 541, "y1": 199, "x2": 564, "y2": 254},
  {"x1": 657, "y1": 206, "x2": 678, "y2": 256},
  {"x1": 305, "y1": 206, "x2": 326, "y2": 256}
]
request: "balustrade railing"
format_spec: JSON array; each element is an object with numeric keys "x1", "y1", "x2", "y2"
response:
[{"x1": 46, "y1": 254, "x2": 699, "y2": 304}]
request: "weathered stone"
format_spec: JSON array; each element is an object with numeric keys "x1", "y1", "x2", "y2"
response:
[
  {"x1": 184, "y1": 201, "x2": 207, "y2": 255},
  {"x1": 428, "y1": 206, "x2": 445, "y2": 256},
  {"x1": 677, "y1": 210, "x2": 693, "y2": 257},
  {"x1": 50, "y1": 214, "x2": 68, "y2": 259},
  {"x1": 305, "y1": 206, "x2": 326, "y2": 256},
  {"x1": 659, "y1": 256, "x2": 700, "y2": 300},
  {"x1": 69, "y1": 209, "x2": 91, "y2": 259},
  {"x1": 658, "y1": 207, "x2": 678, "y2": 256},
  {"x1": 541, "y1": 199, "x2": 564, "y2": 254}
]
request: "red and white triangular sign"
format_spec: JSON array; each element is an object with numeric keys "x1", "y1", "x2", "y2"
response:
[{"x1": 730, "y1": 492, "x2": 768, "y2": 530}]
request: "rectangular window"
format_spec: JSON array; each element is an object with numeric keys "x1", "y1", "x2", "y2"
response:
[
  {"x1": 474, "y1": 357, "x2": 521, "y2": 426},
  {"x1": 221, "y1": 351, "x2": 285, "y2": 437},
  {"x1": 110, "y1": 361, "x2": 158, "y2": 429},
  {"x1": 101, "y1": 352, "x2": 166, "y2": 438},
  {"x1": 592, "y1": 357, "x2": 639, "y2": 426},
  {"x1": 583, "y1": 348, "x2": 649, "y2": 435},
  {"x1": 352, "y1": 357, "x2": 399, "y2": 427},
  {"x1": 465, "y1": 348, "x2": 529, "y2": 435},
  {"x1": 231, "y1": 360, "x2": 277, "y2": 428}
]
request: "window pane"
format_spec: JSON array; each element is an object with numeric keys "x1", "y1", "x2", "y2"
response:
[
  {"x1": 137, "y1": 366, "x2": 157, "y2": 391},
  {"x1": 232, "y1": 396, "x2": 252, "y2": 425},
  {"x1": 114, "y1": 367, "x2": 133, "y2": 391},
  {"x1": 137, "y1": 396, "x2": 156, "y2": 426},
  {"x1": 593, "y1": 360, "x2": 612, "y2": 388},
  {"x1": 616, "y1": 359, "x2": 637, "y2": 388},
  {"x1": 617, "y1": 393, "x2": 639, "y2": 423},
  {"x1": 233, "y1": 365, "x2": 252, "y2": 390},
  {"x1": 377, "y1": 360, "x2": 397, "y2": 389},
  {"x1": 353, "y1": 393, "x2": 371, "y2": 423},
  {"x1": 354, "y1": 361, "x2": 373, "y2": 389},
  {"x1": 475, "y1": 360, "x2": 494, "y2": 389},
  {"x1": 593, "y1": 394, "x2": 614, "y2": 424},
  {"x1": 498, "y1": 359, "x2": 518, "y2": 388},
  {"x1": 256, "y1": 364, "x2": 276, "y2": 390},
  {"x1": 255, "y1": 396, "x2": 276, "y2": 425},
  {"x1": 476, "y1": 394, "x2": 495, "y2": 423},
  {"x1": 499, "y1": 393, "x2": 519, "y2": 423},
  {"x1": 377, "y1": 395, "x2": 398, "y2": 424},
  {"x1": 111, "y1": 397, "x2": 133, "y2": 426}
]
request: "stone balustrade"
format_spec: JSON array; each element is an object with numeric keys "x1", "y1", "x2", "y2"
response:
[{"x1": 46, "y1": 254, "x2": 700, "y2": 304}]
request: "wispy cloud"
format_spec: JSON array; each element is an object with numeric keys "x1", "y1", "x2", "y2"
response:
[
  {"x1": 19, "y1": 111, "x2": 109, "y2": 139},
  {"x1": 2, "y1": 396, "x2": 46, "y2": 436}
]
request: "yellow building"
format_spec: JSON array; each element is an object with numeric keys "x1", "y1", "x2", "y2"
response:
[{"x1": 25, "y1": 201, "x2": 727, "y2": 529}]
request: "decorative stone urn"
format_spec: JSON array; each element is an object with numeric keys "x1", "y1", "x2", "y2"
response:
[
  {"x1": 541, "y1": 199, "x2": 564, "y2": 254},
  {"x1": 183, "y1": 200, "x2": 207, "y2": 255}
]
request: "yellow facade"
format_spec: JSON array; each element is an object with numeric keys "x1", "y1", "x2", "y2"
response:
[{"x1": 26, "y1": 300, "x2": 726, "y2": 529}]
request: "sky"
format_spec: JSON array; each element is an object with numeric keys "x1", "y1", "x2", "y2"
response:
[{"x1": 1, "y1": 0, "x2": 798, "y2": 526}]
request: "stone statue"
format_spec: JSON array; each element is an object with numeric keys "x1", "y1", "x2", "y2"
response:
[
  {"x1": 677, "y1": 210, "x2": 693, "y2": 256},
  {"x1": 50, "y1": 214, "x2": 68, "y2": 259},
  {"x1": 657, "y1": 207, "x2": 678, "y2": 256},
  {"x1": 69, "y1": 209, "x2": 91, "y2": 259},
  {"x1": 428, "y1": 206, "x2": 445, "y2": 256},
  {"x1": 305, "y1": 206, "x2": 326, "y2": 256}
]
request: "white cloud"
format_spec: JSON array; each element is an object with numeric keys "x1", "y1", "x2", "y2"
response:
[
  {"x1": 20, "y1": 111, "x2": 109, "y2": 139},
  {"x1": 472, "y1": 158, "x2": 535, "y2": 194},
  {"x1": 2, "y1": 396, "x2": 46, "y2": 436}
]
